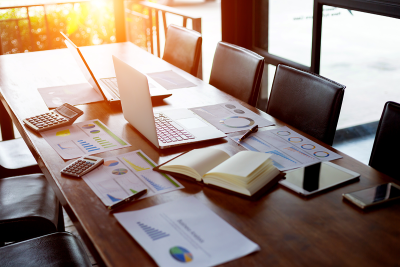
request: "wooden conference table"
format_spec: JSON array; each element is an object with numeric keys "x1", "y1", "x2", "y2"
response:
[{"x1": 1, "y1": 42, "x2": 400, "y2": 266}]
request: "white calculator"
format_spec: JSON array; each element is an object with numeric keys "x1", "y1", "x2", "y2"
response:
[
  {"x1": 23, "y1": 103, "x2": 83, "y2": 132},
  {"x1": 61, "y1": 156, "x2": 104, "y2": 178}
]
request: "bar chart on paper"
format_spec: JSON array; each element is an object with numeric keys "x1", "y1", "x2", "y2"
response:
[{"x1": 40, "y1": 119, "x2": 131, "y2": 159}]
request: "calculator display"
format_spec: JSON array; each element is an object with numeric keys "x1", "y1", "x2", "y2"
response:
[
  {"x1": 84, "y1": 158, "x2": 97, "y2": 162},
  {"x1": 57, "y1": 105, "x2": 77, "y2": 118}
]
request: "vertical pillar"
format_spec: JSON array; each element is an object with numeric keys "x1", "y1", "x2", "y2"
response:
[{"x1": 113, "y1": 0, "x2": 127, "y2": 42}]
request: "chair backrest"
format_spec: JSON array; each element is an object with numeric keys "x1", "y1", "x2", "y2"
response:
[
  {"x1": 162, "y1": 24, "x2": 202, "y2": 77},
  {"x1": 266, "y1": 64, "x2": 345, "y2": 145},
  {"x1": 369, "y1": 101, "x2": 400, "y2": 180},
  {"x1": 209, "y1": 42, "x2": 264, "y2": 107}
]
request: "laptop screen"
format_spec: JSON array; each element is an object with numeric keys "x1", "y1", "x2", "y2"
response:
[{"x1": 61, "y1": 32, "x2": 107, "y2": 101}]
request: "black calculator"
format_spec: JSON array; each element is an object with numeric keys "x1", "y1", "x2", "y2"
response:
[
  {"x1": 61, "y1": 156, "x2": 104, "y2": 178},
  {"x1": 23, "y1": 103, "x2": 83, "y2": 132}
]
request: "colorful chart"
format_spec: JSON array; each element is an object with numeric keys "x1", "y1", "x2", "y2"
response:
[
  {"x1": 142, "y1": 175, "x2": 170, "y2": 191},
  {"x1": 57, "y1": 144, "x2": 72, "y2": 150},
  {"x1": 123, "y1": 157, "x2": 150, "y2": 171},
  {"x1": 56, "y1": 129, "x2": 71, "y2": 137},
  {"x1": 82, "y1": 124, "x2": 95, "y2": 129},
  {"x1": 104, "y1": 160, "x2": 119, "y2": 167},
  {"x1": 314, "y1": 151, "x2": 329, "y2": 157},
  {"x1": 77, "y1": 140, "x2": 100, "y2": 152},
  {"x1": 137, "y1": 222, "x2": 170, "y2": 241},
  {"x1": 301, "y1": 144, "x2": 315, "y2": 150},
  {"x1": 107, "y1": 194, "x2": 122, "y2": 202},
  {"x1": 93, "y1": 136, "x2": 116, "y2": 148},
  {"x1": 288, "y1": 137, "x2": 303, "y2": 143},
  {"x1": 277, "y1": 131, "x2": 291, "y2": 136},
  {"x1": 169, "y1": 246, "x2": 193, "y2": 263},
  {"x1": 112, "y1": 168, "x2": 128, "y2": 175},
  {"x1": 220, "y1": 116, "x2": 255, "y2": 128},
  {"x1": 90, "y1": 130, "x2": 100, "y2": 134}
]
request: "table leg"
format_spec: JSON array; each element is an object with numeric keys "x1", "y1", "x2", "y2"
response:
[{"x1": 0, "y1": 101, "x2": 15, "y2": 141}]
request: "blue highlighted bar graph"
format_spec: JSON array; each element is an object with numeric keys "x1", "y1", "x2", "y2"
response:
[
  {"x1": 233, "y1": 137, "x2": 258, "y2": 151},
  {"x1": 77, "y1": 140, "x2": 100, "y2": 152},
  {"x1": 137, "y1": 222, "x2": 170, "y2": 241},
  {"x1": 141, "y1": 175, "x2": 170, "y2": 191},
  {"x1": 266, "y1": 150, "x2": 297, "y2": 164}
]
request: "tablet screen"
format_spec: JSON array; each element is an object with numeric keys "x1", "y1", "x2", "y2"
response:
[{"x1": 281, "y1": 162, "x2": 360, "y2": 195}]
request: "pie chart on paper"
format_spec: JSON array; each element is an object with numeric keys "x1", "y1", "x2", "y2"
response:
[
  {"x1": 82, "y1": 124, "x2": 96, "y2": 129},
  {"x1": 56, "y1": 129, "x2": 71, "y2": 137},
  {"x1": 112, "y1": 168, "x2": 128, "y2": 175},
  {"x1": 220, "y1": 116, "x2": 255, "y2": 128},
  {"x1": 104, "y1": 160, "x2": 119, "y2": 167},
  {"x1": 169, "y1": 246, "x2": 193, "y2": 263}
]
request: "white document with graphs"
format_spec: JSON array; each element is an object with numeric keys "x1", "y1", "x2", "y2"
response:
[
  {"x1": 41, "y1": 119, "x2": 131, "y2": 160},
  {"x1": 189, "y1": 101, "x2": 274, "y2": 133},
  {"x1": 114, "y1": 196, "x2": 260, "y2": 267},
  {"x1": 231, "y1": 126, "x2": 342, "y2": 171}
]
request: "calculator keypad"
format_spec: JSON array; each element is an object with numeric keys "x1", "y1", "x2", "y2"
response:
[
  {"x1": 26, "y1": 112, "x2": 68, "y2": 130},
  {"x1": 61, "y1": 159, "x2": 96, "y2": 177}
]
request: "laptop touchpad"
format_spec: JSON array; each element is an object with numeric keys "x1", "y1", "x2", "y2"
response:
[{"x1": 176, "y1": 118, "x2": 208, "y2": 129}]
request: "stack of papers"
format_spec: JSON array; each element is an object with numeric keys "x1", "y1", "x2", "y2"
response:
[
  {"x1": 82, "y1": 150, "x2": 183, "y2": 206},
  {"x1": 115, "y1": 196, "x2": 260, "y2": 267}
]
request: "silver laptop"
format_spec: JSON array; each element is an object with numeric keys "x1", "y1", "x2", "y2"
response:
[
  {"x1": 61, "y1": 32, "x2": 172, "y2": 107},
  {"x1": 113, "y1": 56, "x2": 226, "y2": 149}
]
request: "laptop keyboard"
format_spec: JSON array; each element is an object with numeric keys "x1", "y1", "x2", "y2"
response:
[
  {"x1": 101, "y1": 78, "x2": 120, "y2": 97},
  {"x1": 154, "y1": 113, "x2": 195, "y2": 143}
]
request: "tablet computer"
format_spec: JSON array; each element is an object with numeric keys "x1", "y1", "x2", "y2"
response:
[{"x1": 280, "y1": 162, "x2": 360, "y2": 196}]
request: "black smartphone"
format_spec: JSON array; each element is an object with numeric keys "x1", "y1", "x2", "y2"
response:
[{"x1": 343, "y1": 183, "x2": 400, "y2": 209}]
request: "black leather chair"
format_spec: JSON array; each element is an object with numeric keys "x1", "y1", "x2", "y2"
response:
[
  {"x1": 0, "y1": 138, "x2": 41, "y2": 178},
  {"x1": 162, "y1": 24, "x2": 202, "y2": 77},
  {"x1": 0, "y1": 174, "x2": 64, "y2": 244},
  {"x1": 266, "y1": 64, "x2": 345, "y2": 145},
  {"x1": 369, "y1": 101, "x2": 400, "y2": 180},
  {"x1": 209, "y1": 42, "x2": 264, "y2": 107},
  {"x1": 0, "y1": 232, "x2": 91, "y2": 266}
]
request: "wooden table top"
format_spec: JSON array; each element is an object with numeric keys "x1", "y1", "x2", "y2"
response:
[{"x1": 1, "y1": 42, "x2": 399, "y2": 267}]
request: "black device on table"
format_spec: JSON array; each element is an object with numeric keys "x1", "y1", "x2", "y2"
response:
[
  {"x1": 343, "y1": 183, "x2": 400, "y2": 209},
  {"x1": 61, "y1": 155, "x2": 104, "y2": 178},
  {"x1": 23, "y1": 103, "x2": 83, "y2": 132},
  {"x1": 280, "y1": 162, "x2": 360, "y2": 196}
]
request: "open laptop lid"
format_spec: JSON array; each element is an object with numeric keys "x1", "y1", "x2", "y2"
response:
[
  {"x1": 112, "y1": 55, "x2": 159, "y2": 148},
  {"x1": 60, "y1": 32, "x2": 112, "y2": 103}
]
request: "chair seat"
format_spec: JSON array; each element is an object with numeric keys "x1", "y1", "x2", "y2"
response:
[
  {"x1": 0, "y1": 174, "x2": 61, "y2": 242},
  {"x1": 0, "y1": 232, "x2": 92, "y2": 267},
  {"x1": 0, "y1": 138, "x2": 41, "y2": 178}
]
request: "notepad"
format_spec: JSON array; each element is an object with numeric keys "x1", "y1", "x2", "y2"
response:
[{"x1": 154, "y1": 148, "x2": 281, "y2": 197}]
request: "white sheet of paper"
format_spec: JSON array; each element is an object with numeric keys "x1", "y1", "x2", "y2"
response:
[
  {"x1": 114, "y1": 196, "x2": 260, "y2": 267},
  {"x1": 230, "y1": 126, "x2": 342, "y2": 171},
  {"x1": 82, "y1": 150, "x2": 183, "y2": 206},
  {"x1": 38, "y1": 83, "x2": 104, "y2": 108},
  {"x1": 189, "y1": 101, "x2": 274, "y2": 133},
  {"x1": 40, "y1": 119, "x2": 131, "y2": 160}
]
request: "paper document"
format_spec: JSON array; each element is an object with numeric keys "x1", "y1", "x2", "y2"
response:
[
  {"x1": 147, "y1": 70, "x2": 197, "y2": 90},
  {"x1": 38, "y1": 83, "x2": 104, "y2": 108},
  {"x1": 231, "y1": 126, "x2": 342, "y2": 171},
  {"x1": 82, "y1": 150, "x2": 183, "y2": 206},
  {"x1": 114, "y1": 196, "x2": 260, "y2": 267},
  {"x1": 41, "y1": 119, "x2": 131, "y2": 160},
  {"x1": 190, "y1": 101, "x2": 274, "y2": 133}
]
